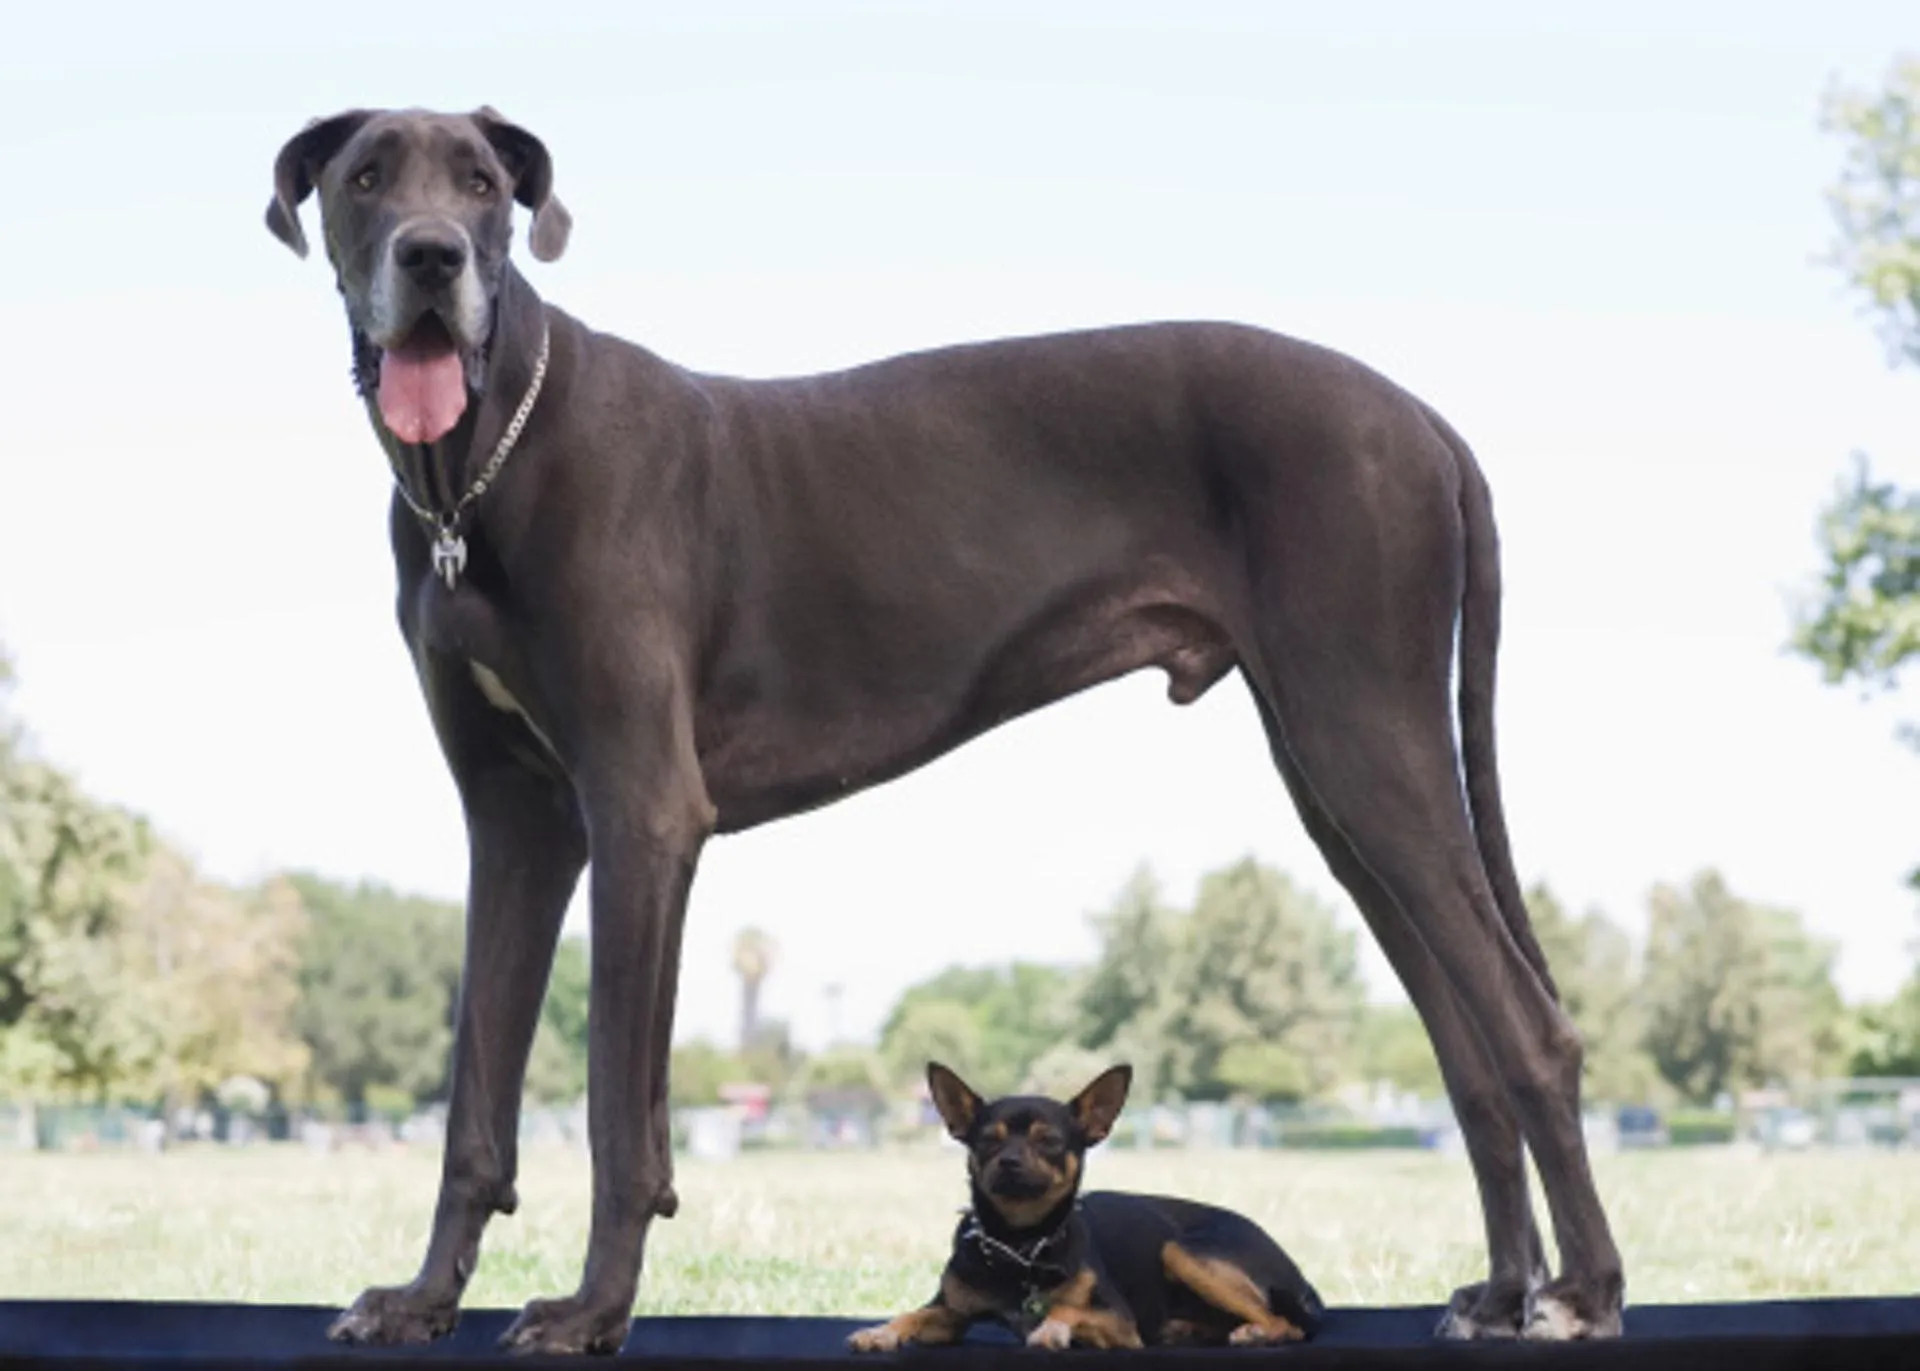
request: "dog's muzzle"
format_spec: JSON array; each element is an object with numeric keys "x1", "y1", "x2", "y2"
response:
[{"x1": 363, "y1": 219, "x2": 491, "y2": 444}]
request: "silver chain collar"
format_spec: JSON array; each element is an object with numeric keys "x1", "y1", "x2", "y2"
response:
[
  {"x1": 958, "y1": 1206, "x2": 1076, "y2": 1273},
  {"x1": 389, "y1": 319, "x2": 552, "y2": 589}
]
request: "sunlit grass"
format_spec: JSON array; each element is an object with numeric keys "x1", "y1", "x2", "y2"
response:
[{"x1": 2, "y1": 1143, "x2": 1915, "y2": 1314}]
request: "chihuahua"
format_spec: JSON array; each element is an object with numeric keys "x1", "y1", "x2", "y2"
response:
[{"x1": 848, "y1": 1063, "x2": 1324, "y2": 1351}]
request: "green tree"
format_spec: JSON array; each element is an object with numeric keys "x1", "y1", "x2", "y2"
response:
[
  {"x1": 1353, "y1": 1003, "x2": 1444, "y2": 1097},
  {"x1": 880, "y1": 996, "x2": 982, "y2": 1088},
  {"x1": 1640, "y1": 871, "x2": 1846, "y2": 1104},
  {"x1": 119, "y1": 855, "x2": 310, "y2": 1108},
  {"x1": 668, "y1": 1037, "x2": 751, "y2": 1107},
  {"x1": 524, "y1": 934, "x2": 589, "y2": 1104},
  {"x1": 287, "y1": 873, "x2": 464, "y2": 1113},
  {"x1": 1078, "y1": 867, "x2": 1177, "y2": 1050},
  {"x1": 1851, "y1": 978, "x2": 1920, "y2": 1076},
  {"x1": 1822, "y1": 56, "x2": 1920, "y2": 368},
  {"x1": 800, "y1": 1043, "x2": 888, "y2": 1096},
  {"x1": 878, "y1": 961, "x2": 1078, "y2": 1096},
  {"x1": 1075, "y1": 866, "x2": 1183, "y2": 1099},
  {"x1": 1161, "y1": 858, "x2": 1365, "y2": 1102},
  {"x1": 1792, "y1": 57, "x2": 1919, "y2": 891},
  {"x1": 0, "y1": 750, "x2": 155, "y2": 1099},
  {"x1": 0, "y1": 648, "x2": 312, "y2": 1104},
  {"x1": 1021, "y1": 1043, "x2": 1118, "y2": 1098}
]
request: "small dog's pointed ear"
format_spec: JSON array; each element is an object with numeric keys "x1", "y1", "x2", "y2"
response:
[
  {"x1": 265, "y1": 109, "x2": 375, "y2": 259},
  {"x1": 926, "y1": 1062, "x2": 984, "y2": 1141},
  {"x1": 1068, "y1": 1064, "x2": 1132, "y2": 1146},
  {"x1": 472, "y1": 106, "x2": 572, "y2": 263}
]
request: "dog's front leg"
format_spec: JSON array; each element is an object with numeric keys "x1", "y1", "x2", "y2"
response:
[
  {"x1": 500, "y1": 704, "x2": 715, "y2": 1357},
  {"x1": 332, "y1": 654, "x2": 589, "y2": 1346}
]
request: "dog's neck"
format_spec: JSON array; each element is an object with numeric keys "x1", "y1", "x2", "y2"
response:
[
  {"x1": 969, "y1": 1181, "x2": 1082, "y2": 1249},
  {"x1": 362, "y1": 263, "x2": 549, "y2": 522}
]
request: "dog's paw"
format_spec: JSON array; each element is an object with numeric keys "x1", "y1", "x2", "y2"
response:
[
  {"x1": 499, "y1": 1293, "x2": 631, "y2": 1356},
  {"x1": 1521, "y1": 1277, "x2": 1625, "y2": 1341},
  {"x1": 1434, "y1": 1279, "x2": 1528, "y2": 1340},
  {"x1": 1229, "y1": 1319, "x2": 1304, "y2": 1345},
  {"x1": 847, "y1": 1322, "x2": 904, "y2": 1353},
  {"x1": 1025, "y1": 1318, "x2": 1074, "y2": 1350},
  {"x1": 327, "y1": 1282, "x2": 459, "y2": 1345}
]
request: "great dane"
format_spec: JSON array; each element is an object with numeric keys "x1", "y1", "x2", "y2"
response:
[{"x1": 266, "y1": 106, "x2": 1623, "y2": 1354}]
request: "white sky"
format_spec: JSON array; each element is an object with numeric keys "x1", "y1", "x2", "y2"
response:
[{"x1": 1, "y1": 2, "x2": 1916, "y2": 1053}]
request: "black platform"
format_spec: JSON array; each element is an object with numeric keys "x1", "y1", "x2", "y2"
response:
[{"x1": 4, "y1": 1299, "x2": 1919, "y2": 1370}]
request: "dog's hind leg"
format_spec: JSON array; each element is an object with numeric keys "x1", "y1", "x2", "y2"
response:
[
  {"x1": 1251, "y1": 691, "x2": 1546, "y2": 1337},
  {"x1": 1161, "y1": 1244, "x2": 1304, "y2": 1345},
  {"x1": 1233, "y1": 422, "x2": 1622, "y2": 1339},
  {"x1": 331, "y1": 649, "x2": 589, "y2": 1347}
]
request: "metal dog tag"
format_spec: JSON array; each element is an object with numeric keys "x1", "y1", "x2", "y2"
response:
[{"x1": 432, "y1": 524, "x2": 468, "y2": 589}]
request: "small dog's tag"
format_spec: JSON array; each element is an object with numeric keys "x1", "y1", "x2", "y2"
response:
[{"x1": 1022, "y1": 1291, "x2": 1052, "y2": 1326}]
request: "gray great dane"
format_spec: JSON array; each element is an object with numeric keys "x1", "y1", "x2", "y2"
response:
[{"x1": 265, "y1": 106, "x2": 1624, "y2": 1355}]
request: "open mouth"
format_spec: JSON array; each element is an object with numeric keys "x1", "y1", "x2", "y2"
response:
[{"x1": 376, "y1": 313, "x2": 468, "y2": 445}]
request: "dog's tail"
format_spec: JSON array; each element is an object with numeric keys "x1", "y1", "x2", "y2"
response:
[{"x1": 1441, "y1": 411, "x2": 1559, "y2": 1001}]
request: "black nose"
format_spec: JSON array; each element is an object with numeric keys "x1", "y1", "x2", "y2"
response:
[{"x1": 395, "y1": 229, "x2": 467, "y2": 289}]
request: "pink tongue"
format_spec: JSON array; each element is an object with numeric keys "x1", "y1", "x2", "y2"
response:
[{"x1": 378, "y1": 341, "x2": 467, "y2": 444}]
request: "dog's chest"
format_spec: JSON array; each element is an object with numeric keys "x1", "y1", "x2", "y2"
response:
[{"x1": 409, "y1": 579, "x2": 562, "y2": 759}]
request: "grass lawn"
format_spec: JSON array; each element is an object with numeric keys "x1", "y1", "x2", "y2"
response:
[{"x1": 1, "y1": 1143, "x2": 1914, "y2": 1315}]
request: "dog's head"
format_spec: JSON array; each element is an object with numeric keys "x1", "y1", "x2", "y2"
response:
[
  {"x1": 927, "y1": 1062, "x2": 1131, "y2": 1231},
  {"x1": 263, "y1": 106, "x2": 571, "y2": 444}
]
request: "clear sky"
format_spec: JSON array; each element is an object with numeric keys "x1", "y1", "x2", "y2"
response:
[{"x1": 1, "y1": 2, "x2": 1915, "y2": 1053}]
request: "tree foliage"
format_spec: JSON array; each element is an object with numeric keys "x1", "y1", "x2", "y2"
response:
[
  {"x1": 1, "y1": 661, "x2": 310, "y2": 1103},
  {"x1": 878, "y1": 960, "x2": 1079, "y2": 1097},
  {"x1": 1794, "y1": 57, "x2": 1920, "y2": 739},
  {"x1": 1850, "y1": 976, "x2": 1920, "y2": 1077},
  {"x1": 1823, "y1": 56, "x2": 1920, "y2": 367},
  {"x1": 1352, "y1": 1004, "x2": 1443, "y2": 1097},
  {"x1": 1794, "y1": 456, "x2": 1920, "y2": 704},
  {"x1": 1640, "y1": 871, "x2": 1846, "y2": 1104},
  {"x1": 1158, "y1": 859, "x2": 1364, "y2": 1101},
  {"x1": 287, "y1": 873, "x2": 591, "y2": 1112}
]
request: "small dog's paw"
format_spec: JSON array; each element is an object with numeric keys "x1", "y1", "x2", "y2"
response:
[
  {"x1": 1026, "y1": 1318, "x2": 1073, "y2": 1350},
  {"x1": 1229, "y1": 1319, "x2": 1303, "y2": 1345},
  {"x1": 847, "y1": 1322, "x2": 903, "y2": 1353}
]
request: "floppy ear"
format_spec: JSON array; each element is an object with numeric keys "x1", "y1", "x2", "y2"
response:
[
  {"x1": 1067, "y1": 1064, "x2": 1132, "y2": 1146},
  {"x1": 265, "y1": 109, "x2": 376, "y2": 259},
  {"x1": 926, "y1": 1062, "x2": 985, "y2": 1142},
  {"x1": 472, "y1": 106, "x2": 572, "y2": 263}
]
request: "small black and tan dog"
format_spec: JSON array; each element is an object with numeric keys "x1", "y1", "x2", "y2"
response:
[{"x1": 849, "y1": 1063, "x2": 1323, "y2": 1352}]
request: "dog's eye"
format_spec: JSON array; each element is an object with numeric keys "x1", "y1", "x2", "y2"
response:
[
  {"x1": 352, "y1": 166, "x2": 379, "y2": 193},
  {"x1": 470, "y1": 171, "x2": 495, "y2": 197}
]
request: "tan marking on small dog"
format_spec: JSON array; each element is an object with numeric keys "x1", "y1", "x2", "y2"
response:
[
  {"x1": 847, "y1": 1270, "x2": 996, "y2": 1352},
  {"x1": 1161, "y1": 1242, "x2": 1302, "y2": 1343},
  {"x1": 1027, "y1": 1267, "x2": 1142, "y2": 1350}
]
